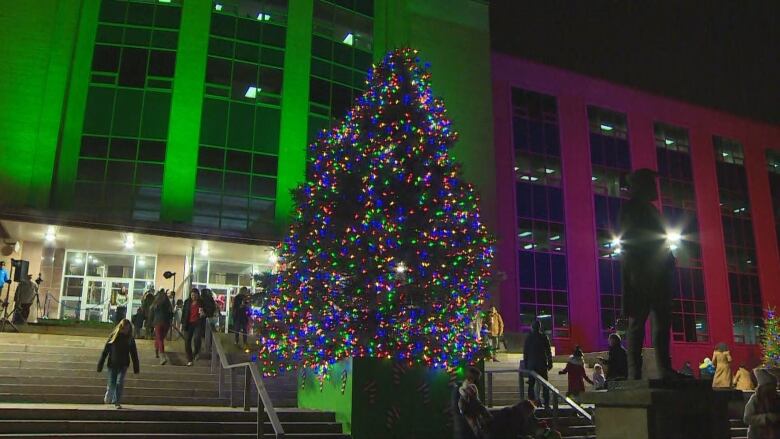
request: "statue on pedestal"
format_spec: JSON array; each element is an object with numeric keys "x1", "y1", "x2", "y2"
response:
[{"x1": 619, "y1": 168, "x2": 676, "y2": 380}]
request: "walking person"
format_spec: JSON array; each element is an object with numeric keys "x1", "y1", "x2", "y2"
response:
[
  {"x1": 743, "y1": 368, "x2": 780, "y2": 439},
  {"x1": 597, "y1": 333, "x2": 628, "y2": 382},
  {"x1": 182, "y1": 288, "x2": 205, "y2": 366},
  {"x1": 141, "y1": 288, "x2": 155, "y2": 339},
  {"x1": 559, "y1": 346, "x2": 593, "y2": 398},
  {"x1": 522, "y1": 320, "x2": 553, "y2": 408},
  {"x1": 150, "y1": 289, "x2": 173, "y2": 365},
  {"x1": 734, "y1": 365, "x2": 756, "y2": 391},
  {"x1": 232, "y1": 287, "x2": 250, "y2": 346},
  {"x1": 97, "y1": 319, "x2": 139, "y2": 409},
  {"x1": 712, "y1": 342, "x2": 733, "y2": 388},
  {"x1": 487, "y1": 306, "x2": 504, "y2": 362}
]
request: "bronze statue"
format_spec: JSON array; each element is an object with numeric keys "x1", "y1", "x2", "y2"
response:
[{"x1": 619, "y1": 168, "x2": 676, "y2": 380}]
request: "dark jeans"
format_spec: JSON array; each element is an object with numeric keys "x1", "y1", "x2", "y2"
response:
[
  {"x1": 527, "y1": 369, "x2": 550, "y2": 407},
  {"x1": 184, "y1": 322, "x2": 204, "y2": 362},
  {"x1": 234, "y1": 318, "x2": 248, "y2": 344}
]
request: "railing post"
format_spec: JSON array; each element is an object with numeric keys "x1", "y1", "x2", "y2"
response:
[
  {"x1": 229, "y1": 368, "x2": 235, "y2": 407},
  {"x1": 244, "y1": 365, "x2": 251, "y2": 412},
  {"x1": 519, "y1": 371, "x2": 525, "y2": 400},
  {"x1": 487, "y1": 372, "x2": 493, "y2": 407},
  {"x1": 257, "y1": 392, "x2": 264, "y2": 439}
]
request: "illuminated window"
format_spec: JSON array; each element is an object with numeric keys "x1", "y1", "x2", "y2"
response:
[
  {"x1": 656, "y1": 123, "x2": 707, "y2": 342},
  {"x1": 195, "y1": 3, "x2": 287, "y2": 231},
  {"x1": 513, "y1": 88, "x2": 569, "y2": 338},
  {"x1": 76, "y1": 0, "x2": 182, "y2": 221},
  {"x1": 714, "y1": 136, "x2": 762, "y2": 344},
  {"x1": 588, "y1": 106, "x2": 630, "y2": 340}
]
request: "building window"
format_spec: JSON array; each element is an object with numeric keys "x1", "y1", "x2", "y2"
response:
[
  {"x1": 513, "y1": 88, "x2": 569, "y2": 338},
  {"x1": 194, "y1": 2, "x2": 288, "y2": 231},
  {"x1": 588, "y1": 106, "x2": 630, "y2": 340},
  {"x1": 77, "y1": 0, "x2": 183, "y2": 221},
  {"x1": 308, "y1": 0, "x2": 374, "y2": 142},
  {"x1": 767, "y1": 150, "x2": 780, "y2": 254},
  {"x1": 714, "y1": 136, "x2": 762, "y2": 344},
  {"x1": 656, "y1": 123, "x2": 707, "y2": 342}
]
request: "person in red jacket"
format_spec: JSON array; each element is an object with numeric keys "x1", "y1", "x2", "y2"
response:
[{"x1": 559, "y1": 346, "x2": 593, "y2": 397}]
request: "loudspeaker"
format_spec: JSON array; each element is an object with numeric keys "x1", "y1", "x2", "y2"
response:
[{"x1": 11, "y1": 259, "x2": 28, "y2": 282}]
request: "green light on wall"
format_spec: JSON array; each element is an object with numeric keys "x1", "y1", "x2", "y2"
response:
[{"x1": 342, "y1": 33, "x2": 354, "y2": 45}]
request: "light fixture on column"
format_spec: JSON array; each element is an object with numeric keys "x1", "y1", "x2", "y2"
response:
[
  {"x1": 44, "y1": 227, "x2": 56, "y2": 243},
  {"x1": 124, "y1": 234, "x2": 135, "y2": 250},
  {"x1": 199, "y1": 242, "x2": 209, "y2": 257}
]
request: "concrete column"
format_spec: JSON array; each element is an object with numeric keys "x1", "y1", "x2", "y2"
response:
[
  {"x1": 743, "y1": 142, "x2": 780, "y2": 310},
  {"x1": 559, "y1": 94, "x2": 600, "y2": 352},
  {"x1": 688, "y1": 129, "x2": 733, "y2": 346}
]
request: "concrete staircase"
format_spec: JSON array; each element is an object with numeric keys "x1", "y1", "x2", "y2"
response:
[{"x1": 0, "y1": 332, "x2": 346, "y2": 438}]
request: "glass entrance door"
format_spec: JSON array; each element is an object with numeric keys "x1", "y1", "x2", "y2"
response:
[
  {"x1": 82, "y1": 279, "x2": 107, "y2": 322},
  {"x1": 81, "y1": 278, "x2": 131, "y2": 322}
]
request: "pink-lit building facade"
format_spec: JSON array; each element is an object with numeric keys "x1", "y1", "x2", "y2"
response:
[{"x1": 491, "y1": 54, "x2": 780, "y2": 368}]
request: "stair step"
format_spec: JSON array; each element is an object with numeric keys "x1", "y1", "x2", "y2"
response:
[
  {"x1": 0, "y1": 420, "x2": 342, "y2": 435},
  {"x1": 0, "y1": 435, "x2": 348, "y2": 438},
  {"x1": 0, "y1": 406, "x2": 334, "y2": 422},
  {"x1": 0, "y1": 359, "x2": 213, "y2": 372}
]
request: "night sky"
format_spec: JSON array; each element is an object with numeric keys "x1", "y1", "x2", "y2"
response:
[{"x1": 490, "y1": 1, "x2": 779, "y2": 125}]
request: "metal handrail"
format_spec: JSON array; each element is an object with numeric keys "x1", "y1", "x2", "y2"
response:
[
  {"x1": 207, "y1": 324, "x2": 284, "y2": 439},
  {"x1": 484, "y1": 368, "x2": 593, "y2": 428}
]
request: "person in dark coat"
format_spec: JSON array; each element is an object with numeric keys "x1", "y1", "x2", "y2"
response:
[
  {"x1": 141, "y1": 288, "x2": 155, "y2": 339},
  {"x1": 150, "y1": 289, "x2": 173, "y2": 365},
  {"x1": 522, "y1": 320, "x2": 553, "y2": 408},
  {"x1": 232, "y1": 287, "x2": 251, "y2": 346},
  {"x1": 97, "y1": 319, "x2": 139, "y2": 409},
  {"x1": 182, "y1": 288, "x2": 205, "y2": 366},
  {"x1": 619, "y1": 168, "x2": 676, "y2": 380},
  {"x1": 597, "y1": 333, "x2": 628, "y2": 382}
]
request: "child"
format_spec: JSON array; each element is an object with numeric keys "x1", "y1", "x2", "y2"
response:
[
  {"x1": 458, "y1": 366, "x2": 491, "y2": 438},
  {"x1": 592, "y1": 363, "x2": 606, "y2": 390},
  {"x1": 131, "y1": 307, "x2": 144, "y2": 339},
  {"x1": 97, "y1": 319, "x2": 140, "y2": 409},
  {"x1": 559, "y1": 346, "x2": 593, "y2": 397},
  {"x1": 743, "y1": 368, "x2": 780, "y2": 439}
]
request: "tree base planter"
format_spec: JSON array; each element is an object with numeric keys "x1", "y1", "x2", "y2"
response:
[
  {"x1": 298, "y1": 357, "x2": 471, "y2": 439},
  {"x1": 580, "y1": 379, "x2": 738, "y2": 439}
]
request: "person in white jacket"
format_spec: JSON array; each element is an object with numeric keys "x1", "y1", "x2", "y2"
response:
[{"x1": 743, "y1": 368, "x2": 780, "y2": 439}]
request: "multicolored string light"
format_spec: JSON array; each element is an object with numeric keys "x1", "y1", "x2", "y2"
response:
[
  {"x1": 253, "y1": 48, "x2": 494, "y2": 375},
  {"x1": 762, "y1": 308, "x2": 780, "y2": 367}
]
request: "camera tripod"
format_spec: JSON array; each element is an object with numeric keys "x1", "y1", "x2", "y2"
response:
[{"x1": 0, "y1": 276, "x2": 18, "y2": 333}]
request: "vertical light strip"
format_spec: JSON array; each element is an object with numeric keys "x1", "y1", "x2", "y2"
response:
[
  {"x1": 274, "y1": 0, "x2": 314, "y2": 228},
  {"x1": 161, "y1": 0, "x2": 210, "y2": 222},
  {"x1": 53, "y1": 0, "x2": 101, "y2": 208}
]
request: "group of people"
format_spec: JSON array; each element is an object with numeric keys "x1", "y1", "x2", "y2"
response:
[
  {"x1": 96, "y1": 286, "x2": 253, "y2": 407},
  {"x1": 457, "y1": 366, "x2": 562, "y2": 439}
]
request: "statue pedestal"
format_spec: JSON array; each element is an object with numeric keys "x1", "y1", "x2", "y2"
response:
[{"x1": 580, "y1": 380, "x2": 738, "y2": 439}]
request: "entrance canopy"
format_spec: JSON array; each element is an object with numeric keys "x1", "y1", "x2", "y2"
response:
[{"x1": 0, "y1": 219, "x2": 277, "y2": 328}]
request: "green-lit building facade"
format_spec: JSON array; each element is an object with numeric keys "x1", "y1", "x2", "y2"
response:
[{"x1": 1, "y1": 0, "x2": 494, "y2": 236}]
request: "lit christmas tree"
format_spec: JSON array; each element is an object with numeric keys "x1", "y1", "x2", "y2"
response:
[
  {"x1": 254, "y1": 48, "x2": 494, "y2": 375},
  {"x1": 762, "y1": 308, "x2": 780, "y2": 368}
]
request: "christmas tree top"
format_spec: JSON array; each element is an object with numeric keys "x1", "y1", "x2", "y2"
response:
[{"x1": 255, "y1": 48, "x2": 494, "y2": 375}]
